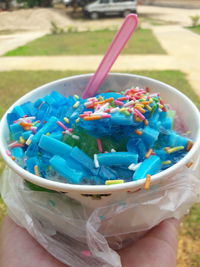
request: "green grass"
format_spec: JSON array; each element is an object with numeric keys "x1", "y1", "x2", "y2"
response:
[
  {"x1": 0, "y1": 198, "x2": 6, "y2": 223},
  {"x1": 187, "y1": 25, "x2": 200, "y2": 35},
  {"x1": 191, "y1": 253, "x2": 200, "y2": 267},
  {"x1": 4, "y1": 29, "x2": 166, "y2": 56},
  {"x1": 0, "y1": 70, "x2": 199, "y2": 120},
  {"x1": 183, "y1": 204, "x2": 200, "y2": 240}
]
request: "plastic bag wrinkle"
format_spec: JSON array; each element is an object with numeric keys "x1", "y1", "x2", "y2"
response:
[{"x1": 0, "y1": 163, "x2": 200, "y2": 267}]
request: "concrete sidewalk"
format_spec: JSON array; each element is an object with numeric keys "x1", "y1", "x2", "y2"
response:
[
  {"x1": 138, "y1": 5, "x2": 200, "y2": 27},
  {"x1": 152, "y1": 25, "x2": 200, "y2": 97},
  {"x1": 0, "y1": 31, "x2": 48, "y2": 56},
  {"x1": 0, "y1": 55, "x2": 178, "y2": 71}
]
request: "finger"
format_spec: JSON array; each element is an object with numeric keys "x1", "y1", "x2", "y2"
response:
[
  {"x1": 119, "y1": 218, "x2": 180, "y2": 267},
  {"x1": 147, "y1": 218, "x2": 180, "y2": 249},
  {"x1": 0, "y1": 216, "x2": 67, "y2": 267}
]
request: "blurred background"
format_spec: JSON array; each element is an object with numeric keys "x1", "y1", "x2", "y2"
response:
[{"x1": 0, "y1": 0, "x2": 200, "y2": 266}]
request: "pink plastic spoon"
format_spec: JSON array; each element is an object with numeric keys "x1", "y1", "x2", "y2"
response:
[{"x1": 82, "y1": 14, "x2": 138, "y2": 99}]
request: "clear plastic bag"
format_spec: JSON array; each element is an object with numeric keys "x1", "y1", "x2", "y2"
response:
[{"x1": 1, "y1": 163, "x2": 200, "y2": 267}]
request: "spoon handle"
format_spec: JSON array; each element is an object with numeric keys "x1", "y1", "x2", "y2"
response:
[{"x1": 82, "y1": 14, "x2": 138, "y2": 99}]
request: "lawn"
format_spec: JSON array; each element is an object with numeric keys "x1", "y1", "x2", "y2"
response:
[
  {"x1": 0, "y1": 70, "x2": 199, "y2": 119},
  {"x1": 188, "y1": 25, "x2": 200, "y2": 35},
  {"x1": 4, "y1": 28, "x2": 166, "y2": 56},
  {"x1": 0, "y1": 70, "x2": 199, "y2": 266}
]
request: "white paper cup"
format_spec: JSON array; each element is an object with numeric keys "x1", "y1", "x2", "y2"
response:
[{"x1": 0, "y1": 73, "x2": 200, "y2": 208}]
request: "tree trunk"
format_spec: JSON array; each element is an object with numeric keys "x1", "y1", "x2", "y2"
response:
[
  {"x1": 40, "y1": 0, "x2": 53, "y2": 7},
  {"x1": 72, "y1": 0, "x2": 78, "y2": 12},
  {"x1": 5, "y1": 0, "x2": 11, "y2": 10}
]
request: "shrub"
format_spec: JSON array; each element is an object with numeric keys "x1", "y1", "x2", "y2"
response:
[
  {"x1": 50, "y1": 21, "x2": 64, "y2": 35},
  {"x1": 190, "y1": 15, "x2": 200, "y2": 27}
]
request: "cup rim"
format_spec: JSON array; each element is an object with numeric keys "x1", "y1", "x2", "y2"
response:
[{"x1": 0, "y1": 73, "x2": 200, "y2": 193}]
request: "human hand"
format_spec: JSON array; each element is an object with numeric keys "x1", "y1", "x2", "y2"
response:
[
  {"x1": 0, "y1": 216, "x2": 66, "y2": 267},
  {"x1": 119, "y1": 218, "x2": 179, "y2": 267},
  {"x1": 0, "y1": 216, "x2": 179, "y2": 267}
]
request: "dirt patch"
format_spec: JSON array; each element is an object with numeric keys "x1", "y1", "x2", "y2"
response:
[
  {"x1": 177, "y1": 233, "x2": 200, "y2": 267},
  {"x1": 1, "y1": 5, "x2": 200, "y2": 32},
  {"x1": 0, "y1": 7, "x2": 125, "y2": 32},
  {"x1": 0, "y1": 8, "x2": 73, "y2": 31}
]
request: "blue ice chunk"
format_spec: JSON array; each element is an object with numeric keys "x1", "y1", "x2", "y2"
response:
[
  {"x1": 7, "y1": 113, "x2": 18, "y2": 127},
  {"x1": 91, "y1": 165, "x2": 117, "y2": 180},
  {"x1": 127, "y1": 138, "x2": 138, "y2": 153},
  {"x1": 149, "y1": 111, "x2": 161, "y2": 130},
  {"x1": 97, "y1": 92, "x2": 122, "y2": 100},
  {"x1": 40, "y1": 151, "x2": 52, "y2": 164},
  {"x1": 110, "y1": 166, "x2": 133, "y2": 180},
  {"x1": 39, "y1": 135, "x2": 88, "y2": 173},
  {"x1": 82, "y1": 119, "x2": 112, "y2": 137},
  {"x1": 97, "y1": 152, "x2": 138, "y2": 166},
  {"x1": 37, "y1": 159, "x2": 48, "y2": 178},
  {"x1": 33, "y1": 116, "x2": 58, "y2": 142},
  {"x1": 159, "y1": 110, "x2": 167, "y2": 120},
  {"x1": 13, "y1": 106, "x2": 26, "y2": 118},
  {"x1": 154, "y1": 149, "x2": 169, "y2": 160},
  {"x1": 70, "y1": 104, "x2": 85, "y2": 120},
  {"x1": 21, "y1": 102, "x2": 36, "y2": 116},
  {"x1": 26, "y1": 157, "x2": 38, "y2": 174},
  {"x1": 39, "y1": 135, "x2": 72, "y2": 157},
  {"x1": 52, "y1": 106, "x2": 65, "y2": 120},
  {"x1": 70, "y1": 147, "x2": 95, "y2": 169},
  {"x1": 43, "y1": 95, "x2": 57, "y2": 106},
  {"x1": 65, "y1": 96, "x2": 76, "y2": 107},
  {"x1": 56, "y1": 106, "x2": 69, "y2": 121},
  {"x1": 34, "y1": 98, "x2": 43, "y2": 108},
  {"x1": 36, "y1": 103, "x2": 50, "y2": 121},
  {"x1": 127, "y1": 138, "x2": 147, "y2": 161},
  {"x1": 96, "y1": 165, "x2": 117, "y2": 180},
  {"x1": 141, "y1": 126, "x2": 159, "y2": 149},
  {"x1": 49, "y1": 132, "x2": 63, "y2": 140},
  {"x1": 10, "y1": 123, "x2": 24, "y2": 140},
  {"x1": 167, "y1": 132, "x2": 189, "y2": 148},
  {"x1": 10, "y1": 123, "x2": 23, "y2": 134},
  {"x1": 110, "y1": 113, "x2": 133, "y2": 126},
  {"x1": 11, "y1": 147, "x2": 24, "y2": 158},
  {"x1": 25, "y1": 139, "x2": 38, "y2": 157},
  {"x1": 36, "y1": 110, "x2": 45, "y2": 121},
  {"x1": 22, "y1": 131, "x2": 32, "y2": 140},
  {"x1": 137, "y1": 139, "x2": 147, "y2": 160},
  {"x1": 133, "y1": 155, "x2": 161, "y2": 181},
  {"x1": 45, "y1": 106, "x2": 59, "y2": 121},
  {"x1": 38, "y1": 102, "x2": 48, "y2": 111},
  {"x1": 50, "y1": 91, "x2": 68, "y2": 106},
  {"x1": 50, "y1": 155, "x2": 84, "y2": 184},
  {"x1": 11, "y1": 147, "x2": 25, "y2": 167},
  {"x1": 80, "y1": 120, "x2": 96, "y2": 132},
  {"x1": 150, "y1": 110, "x2": 159, "y2": 122},
  {"x1": 161, "y1": 117, "x2": 173, "y2": 130},
  {"x1": 149, "y1": 120, "x2": 161, "y2": 131},
  {"x1": 64, "y1": 106, "x2": 75, "y2": 118}
]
